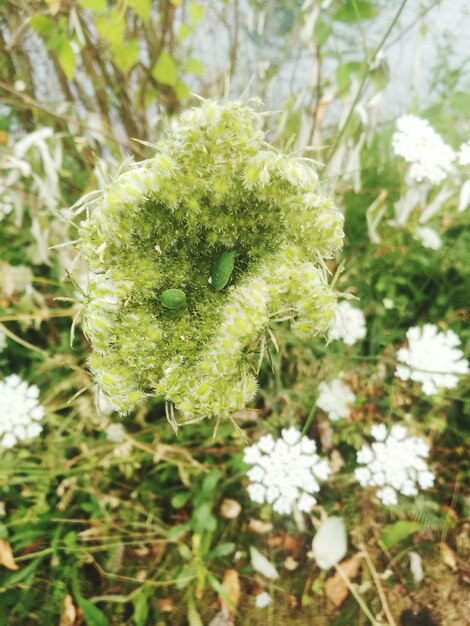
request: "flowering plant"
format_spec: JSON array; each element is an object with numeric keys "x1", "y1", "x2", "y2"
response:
[{"x1": 77, "y1": 100, "x2": 343, "y2": 423}]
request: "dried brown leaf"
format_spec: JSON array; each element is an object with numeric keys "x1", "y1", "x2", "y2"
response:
[
  {"x1": 59, "y1": 594, "x2": 77, "y2": 626},
  {"x1": 157, "y1": 598, "x2": 175, "y2": 612},
  {"x1": 439, "y1": 542, "x2": 458, "y2": 571},
  {"x1": 248, "y1": 519, "x2": 273, "y2": 534},
  {"x1": 220, "y1": 569, "x2": 241, "y2": 616},
  {"x1": 324, "y1": 554, "x2": 362, "y2": 607},
  {"x1": 220, "y1": 499, "x2": 242, "y2": 520},
  {"x1": 0, "y1": 539, "x2": 20, "y2": 571}
]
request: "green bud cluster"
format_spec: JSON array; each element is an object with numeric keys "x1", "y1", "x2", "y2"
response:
[{"x1": 78, "y1": 99, "x2": 343, "y2": 421}]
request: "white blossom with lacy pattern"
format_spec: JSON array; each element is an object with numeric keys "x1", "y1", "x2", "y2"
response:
[
  {"x1": 243, "y1": 427, "x2": 330, "y2": 515},
  {"x1": 0, "y1": 375, "x2": 45, "y2": 448},
  {"x1": 395, "y1": 324, "x2": 469, "y2": 395},
  {"x1": 317, "y1": 378, "x2": 355, "y2": 421},
  {"x1": 393, "y1": 115, "x2": 455, "y2": 184},
  {"x1": 329, "y1": 301, "x2": 366, "y2": 345},
  {"x1": 355, "y1": 424, "x2": 435, "y2": 506}
]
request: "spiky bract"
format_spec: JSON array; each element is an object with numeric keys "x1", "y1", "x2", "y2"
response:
[{"x1": 78, "y1": 100, "x2": 343, "y2": 421}]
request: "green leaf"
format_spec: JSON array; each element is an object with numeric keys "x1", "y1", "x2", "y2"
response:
[
  {"x1": 132, "y1": 589, "x2": 149, "y2": 626},
  {"x1": 187, "y1": 593, "x2": 204, "y2": 626},
  {"x1": 128, "y1": 0, "x2": 151, "y2": 22},
  {"x1": 178, "y1": 23, "x2": 193, "y2": 43},
  {"x1": 175, "y1": 80, "x2": 190, "y2": 101},
  {"x1": 178, "y1": 543, "x2": 192, "y2": 560},
  {"x1": 96, "y1": 10, "x2": 125, "y2": 46},
  {"x1": 56, "y1": 39, "x2": 76, "y2": 79},
  {"x1": 184, "y1": 57, "x2": 204, "y2": 77},
  {"x1": 381, "y1": 521, "x2": 423, "y2": 549},
  {"x1": 111, "y1": 39, "x2": 139, "y2": 74},
  {"x1": 207, "y1": 542, "x2": 235, "y2": 559},
  {"x1": 193, "y1": 502, "x2": 217, "y2": 533},
  {"x1": 76, "y1": 597, "x2": 110, "y2": 626},
  {"x1": 314, "y1": 20, "x2": 330, "y2": 46},
  {"x1": 79, "y1": 0, "x2": 107, "y2": 10},
  {"x1": 189, "y1": 2, "x2": 205, "y2": 23},
  {"x1": 334, "y1": 0, "x2": 377, "y2": 22},
  {"x1": 2, "y1": 558, "x2": 43, "y2": 588},
  {"x1": 171, "y1": 492, "x2": 190, "y2": 508},
  {"x1": 152, "y1": 51, "x2": 178, "y2": 86},
  {"x1": 30, "y1": 15, "x2": 55, "y2": 37}
]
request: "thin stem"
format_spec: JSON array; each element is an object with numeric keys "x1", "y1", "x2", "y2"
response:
[
  {"x1": 361, "y1": 546, "x2": 397, "y2": 626},
  {"x1": 334, "y1": 563, "x2": 379, "y2": 626},
  {"x1": 326, "y1": 0, "x2": 409, "y2": 165}
]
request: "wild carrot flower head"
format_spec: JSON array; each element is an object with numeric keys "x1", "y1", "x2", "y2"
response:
[{"x1": 78, "y1": 100, "x2": 343, "y2": 423}]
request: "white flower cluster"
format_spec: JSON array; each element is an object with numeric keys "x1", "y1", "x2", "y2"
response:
[
  {"x1": 458, "y1": 140, "x2": 470, "y2": 166},
  {"x1": 415, "y1": 226, "x2": 442, "y2": 251},
  {"x1": 0, "y1": 193, "x2": 14, "y2": 221},
  {"x1": 317, "y1": 378, "x2": 355, "y2": 421},
  {"x1": 0, "y1": 375, "x2": 44, "y2": 448},
  {"x1": 355, "y1": 424, "x2": 435, "y2": 506},
  {"x1": 329, "y1": 301, "x2": 367, "y2": 345},
  {"x1": 393, "y1": 115, "x2": 455, "y2": 184},
  {"x1": 244, "y1": 427, "x2": 330, "y2": 515},
  {"x1": 396, "y1": 324, "x2": 469, "y2": 395}
]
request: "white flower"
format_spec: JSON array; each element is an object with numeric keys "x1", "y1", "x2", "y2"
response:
[
  {"x1": 317, "y1": 378, "x2": 355, "y2": 421},
  {"x1": 329, "y1": 301, "x2": 366, "y2": 345},
  {"x1": 395, "y1": 324, "x2": 469, "y2": 395},
  {"x1": 104, "y1": 423, "x2": 126, "y2": 443},
  {"x1": 458, "y1": 140, "x2": 470, "y2": 166},
  {"x1": 393, "y1": 115, "x2": 455, "y2": 184},
  {"x1": 354, "y1": 425, "x2": 435, "y2": 505},
  {"x1": 244, "y1": 428, "x2": 330, "y2": 515},
  {"x1": 0, "y1": 375, "x2": 45, "y2": 448},
  {"x1": 415, "y1": 226, "x2": 442, "y2": 250},
  {"x1": 255, "y1": 592, "x2": 273, "y2": 608}
]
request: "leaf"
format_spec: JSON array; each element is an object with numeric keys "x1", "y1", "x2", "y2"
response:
[
  {"x1": 220, "y1": 569, "x2": 241, "y2": 616},
  {"x1": 439, "y1": 542, "x2": 458, "y2": 571},
  {"x1": 178, "y1": 23, "x2": 193, "y2": 43},
  {"x1": 132, "y1": 589, "x2": 149, "y2": 626},
  {"x1": 219, "y1": 498, "x2": 242, "y2": 520},
  {"x1": 380, "y1": 521, "x2": 423, "y2": 549},
  {"x1": 188, "y1": 593, "x2": 204, "y2": 626},
  {"x1": 0, "y1": 539, "x2": 19, "y2": 570},
  {"x1": 189, "y1": 2, "x2": 205, "y2": 23},
  {"x1": 79, "y1": 0, "x2": 106, "y2": 10},
  {"x1": 56, "y1": 39, "x2": 76, "y2": 79},
  {"x1": 172, "y1": 492, "x2": 190, "y2": 508},
  {"x1": 207, "y1": 542, "x2": 235, "y2": 559},
  {"x1": 30, "y1": 15, "x2": 55, "y2": 36},
  {"x1": 324, "y1": 554, "x2": 362, "y2": 606},
  {"x1": 76, "y1": 596, "x2": 110, "y2": 626},
  {"x1": 184, "y1": 57, "x2": 204, "y2": 77},
  {"x1": 409, "y1": 551, "x2": 424, "y2": 584},
  {"x1": 128, "y1": 0, "x2": 151, "y2": 21},
  {"x1": 111, "y1": 39, "x2": 139, "y2": 74},
  {"x1": 312, "y1": 517, "x2": 347, "y2": 570},
  {"x1": 249, "y1": 546, "x2": 279, "y2": 580},
  {"x1": 152, "y1": 51, "x2": 178, "y2": 87},
  {"x1": 59, "y1": 594, "x2": 77, "y2": 626},
  {"x1": 96, "y1": 10, "x2": 125, "y2": 46},
  {"x1": 314, "y1": 20, "x2": 330, "y2": 46},
  {"x1": 334, "y1": 0, "x2": 377, "y2": 22}
]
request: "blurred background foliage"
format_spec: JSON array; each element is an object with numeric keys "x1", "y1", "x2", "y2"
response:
[{"x1": 0, "y1": 0, "x2": 469, "y2": 624}]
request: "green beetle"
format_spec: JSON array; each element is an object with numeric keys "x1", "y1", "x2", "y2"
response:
[
  {"x1": 159, "y1": 288, "x2": 186, "y2": 309},
  {"x1": 211, "y1": 250, "x2": 237, "y2": 290}
]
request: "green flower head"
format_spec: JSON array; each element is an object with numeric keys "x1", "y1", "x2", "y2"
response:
[{"x1": 78, "y1": 99, "x2": 343, "y2": 425}]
